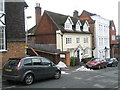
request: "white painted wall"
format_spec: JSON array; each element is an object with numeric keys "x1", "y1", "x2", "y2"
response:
[
  {"x1": 56, "y1": 30, "x2": 92, "y2": 61},
  {"x1": 91, "y1": 15, "x2": 110, "y2": 59}
]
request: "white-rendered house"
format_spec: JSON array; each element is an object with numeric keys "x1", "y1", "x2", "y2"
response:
[{"x1": 91, "y1": 15, "x2": 110, "y2": 59}]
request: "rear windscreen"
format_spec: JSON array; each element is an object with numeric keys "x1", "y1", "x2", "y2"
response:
[{"x1": 6, "y1": 59, "x2": 20, "y2": 66}]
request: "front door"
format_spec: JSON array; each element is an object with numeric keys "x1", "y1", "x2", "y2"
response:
[
  {"x1": 77, "y1": 50, "x2": 80, "y2": 59},
  {"x1": 77, "y1": 50, "x2": 81, "y2": 62}
]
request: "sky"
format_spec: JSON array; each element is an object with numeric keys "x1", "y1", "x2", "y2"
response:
[{"x1": 25, "y1": 0, "x2": 119, "y2": 34}]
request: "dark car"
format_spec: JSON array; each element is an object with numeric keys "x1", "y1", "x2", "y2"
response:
[
  {"x1": 86, "y1": 58, "x2": 107, "y2": 69},
  {"x1": 105, "y1": 58, "x2": 118, "y2": 67},
  {"x1": 3, "y1": 56, "x2": 61, "y2": 85}
]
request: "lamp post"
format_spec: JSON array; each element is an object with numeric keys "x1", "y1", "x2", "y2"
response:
[
  {"x1": 25, "y1": 16, "x2": 31, "y2": 54},
  {"x1": 25, "y1": 16, "x2": 32, "y2": 46}
]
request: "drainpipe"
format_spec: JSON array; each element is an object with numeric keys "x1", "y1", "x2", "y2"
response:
[{"x1": 61, "y1": 34, "x2": 63, "y2": 52}]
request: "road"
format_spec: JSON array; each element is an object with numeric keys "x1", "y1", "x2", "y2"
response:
[{"x1": 2, "y1": 66, "x2": 118, "y2": 89}]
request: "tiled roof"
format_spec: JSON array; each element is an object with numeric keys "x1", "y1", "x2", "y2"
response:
[
  {"x1": 82, "y1": 10, "x2": 96, "y2": 16},
  {"x1": 45, "y1": 10, "x2": 91, "y2": 34}
]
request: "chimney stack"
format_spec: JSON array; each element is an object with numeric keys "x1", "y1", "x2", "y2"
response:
[
  {"x1": 73, "y1": 10, "x2": 78, "y2": 17},
  {"x1": 35, "y1": 3, "x2": 41, "y2": 25}
]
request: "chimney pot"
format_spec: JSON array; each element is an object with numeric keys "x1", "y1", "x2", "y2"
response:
[
  {"x1": 36, "y1": 3, "x2": 40, "y2": 7},
  {"x1": 73, "y1": 10, "x2": 79, "y2": 17}
]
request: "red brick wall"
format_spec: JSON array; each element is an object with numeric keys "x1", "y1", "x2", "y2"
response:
[
  {"x1": 1, "y1": 42, "x2": 26, "y2": 68},
  {"x1": 35, "y1": 12, "x2": 58, "y2": 44},
  {"x1": 109, "y1": 22, "x2": 117, "y2": 44},
  {"x1": 80, "y1": 12, "x2": 95, "y2": 50}
]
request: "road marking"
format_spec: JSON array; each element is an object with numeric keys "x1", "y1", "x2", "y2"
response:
[
  {"x1": 74, "y1": 77, "x2": 82, "y2": 80},
  {"x1": 94, "y1": 84, "x2": 105, "y2": 88},
  {"x1": 3, "y1": 85, "x2": 16, "y2": 89}
]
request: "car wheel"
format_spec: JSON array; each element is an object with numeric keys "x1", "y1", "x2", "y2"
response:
[
  {"x1": 111, "y1": 64, "x2": 114, "y2": 67},
  {"x1": 98, "y1": 65, "x2": 101, "y2": 69},
  {"x1": 54, "y1": 71, "x2": 61, "y2": 79},
  {"x1": 104, "y1": 65, "x2": 107, "y2": 68},
  {"x1": 24, "y1": 74, "x2": 34, "y2": 85}
]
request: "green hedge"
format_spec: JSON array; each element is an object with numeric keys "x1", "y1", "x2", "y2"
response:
[{"x1": 70, "y1": 57, "x2": 80, "y2": 66}]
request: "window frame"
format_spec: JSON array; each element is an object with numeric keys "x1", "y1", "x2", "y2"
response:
[
  {"x1": 112, "y1": 26, "x2": 115, "y2": 30},
  {"x1": 76, "y1": 37, "x2": 80, "y2": 43},
  {"x1": 84, "y1": 37, "x2": 88, "y2": 44},
  {"x1": 0, "y1": 26, "x2": 6, "y2": 52},
  {"x1": 112, "y1": 35, "x2": 116, "y2": 40},
  {"x1": 0, "y1": 0, "x2": 4, "y2": 12},
  {"x1": 66, "y1": 37, "x2": 72, "y2": 44}
]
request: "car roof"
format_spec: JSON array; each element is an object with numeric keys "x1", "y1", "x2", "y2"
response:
[{"x1": 8, "y1": 56, "x2": 44, "y2": 60}]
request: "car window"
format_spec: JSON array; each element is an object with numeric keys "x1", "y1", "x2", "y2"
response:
[
  {"x1": 41, "y1": 58, "x2": 51, "y2": 66},
  {"x1": 24, "y1": 59, "x2": 32, "y2": 66},
  {"x1": 32, "y1": 58, "x2": 42, "y2": 65},
  {"x1": 91, "y1": 59, "x2": 101, "y2": 62},
  {"x1": 6, "y1": 59, "x2": 20, "y2": 66}
]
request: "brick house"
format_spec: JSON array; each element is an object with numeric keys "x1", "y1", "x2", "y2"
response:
[
  {"x1": 109, "y1": 20, "x2": 117, "y2": 58},
  {"x1": 0, "y1": 0, "x2": 28, "y2": 68},
  {"x1": 79, "y1": 10, "x2": 95, "y2": 55},
  {"x1": 28, "y1": 5, "x2": 92, "y2": 63}
]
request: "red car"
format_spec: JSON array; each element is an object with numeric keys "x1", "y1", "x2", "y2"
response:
[{"x1": 86, "y1": 58, "x2": 107, "y2": 69}]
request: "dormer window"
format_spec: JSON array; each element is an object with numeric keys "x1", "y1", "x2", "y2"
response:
[
  {"x1": 65, "y1": 23, "x2": 72, "y2": 30},
  {"x1": 64, "y1": 17, "x2": 73, "y2": 30},
  {"x1": 83, "y1": 20, "x2": 89, "y2": 32},
  {"x1": 76, "y1": 20, "x2": 81, "y2": 31}
]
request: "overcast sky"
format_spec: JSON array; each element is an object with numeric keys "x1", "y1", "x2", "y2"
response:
[{"x1": 25, "y1": 0, "x2": 119, "y2": 34}]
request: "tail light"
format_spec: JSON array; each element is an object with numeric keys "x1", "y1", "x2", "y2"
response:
[{"x1": 16, "y1": 59, "x2": 22, "y2": 70}]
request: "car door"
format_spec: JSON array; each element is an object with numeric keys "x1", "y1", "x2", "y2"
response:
[
  {"x1": 31, "y1": 58, "x2": 45, "y2": 79},
  {"x1": 40, "y1": 58, "x2": 56, "y2": 78}
]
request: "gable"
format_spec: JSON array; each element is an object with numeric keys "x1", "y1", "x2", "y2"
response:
[
  {"x1": 76, "y1": 20, "x2": 81, "y2": 31},
  {"x1": 65, "y1": 17, "x2": 74, "y2": 25},
  {"x1": 83, "y1": 20, "x2": 89, "y2": 32},
  {"x1": 79, "y1": 10, "x2": 95, "y2": 23},
  {"x1": 35, "y1": 11, "x2": 59, "y2": 35},
  {"x1": 64, "y1": 17, "x2": 73, "y2": 30}
]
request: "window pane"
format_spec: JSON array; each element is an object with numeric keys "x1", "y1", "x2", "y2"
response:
[
  {"x1": 24, "y1": 59, "x2": 32, "y2": 66},
  {"x1": 41, "y1": 58, "x2": 51, "y2": 65},
  {"x1": 0, "y1": 0, "x2": 3, "y2": 11},
  {"x1": 32, "y1": 58, "x2": 41, "y2": 65},
  {"x1": 66, "y1": 38, "x2": 72, "y2": 44},
  {"x1": 76, "y1": 38, "x2": 80, "y2": 43},
  {"x1": 0, "y1": 26, "x2": 5, "y2": 51}
]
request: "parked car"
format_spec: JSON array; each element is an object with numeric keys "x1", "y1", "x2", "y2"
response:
[
  {"x1": 3, "y1": 56, "x2": 61, "y2": 85},
  {"x1": 86, "y1": 58, "x2": 107, "y2": 69},
  {"x1": 105, "y1": 58, "x2": 118, "y2": 67}
]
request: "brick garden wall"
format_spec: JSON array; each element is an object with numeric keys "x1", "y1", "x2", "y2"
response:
[{"x1": 1, "y1": 42, "x2": 26, "y2": 68}]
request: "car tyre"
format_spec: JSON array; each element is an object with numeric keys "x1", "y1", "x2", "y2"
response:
[
  {"x1": 54, "y1": 71, "x2": 61, "y2": 79},
  {"x1": 98, "y1": 65, "x2": 101, "y2": 69},
  {"x1": 104, "y1": 65, "x2": 107, "y2": 68},
  {"x1": 111, "y1": 64, "x2": 114, "y2": 67},
  {"x1": 24, "y1": 74, "x2": 34, "y2": 85}
]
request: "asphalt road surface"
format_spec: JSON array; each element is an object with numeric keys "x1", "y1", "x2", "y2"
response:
[{"x1": 2, "y1": 66, "x2": 118, "y2": 89}]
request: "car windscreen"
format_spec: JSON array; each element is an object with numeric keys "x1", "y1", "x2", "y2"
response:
[
  {"x1": 6, "y1": 59, "x2": 21, "y2": 66},
  {"x1": 91, "y1": 59, "x2": 101, "y2": 62}
]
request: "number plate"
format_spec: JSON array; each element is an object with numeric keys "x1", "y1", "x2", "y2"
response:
[{"x1": 5, "y1": 69, "x2": 12, "y2": 72}]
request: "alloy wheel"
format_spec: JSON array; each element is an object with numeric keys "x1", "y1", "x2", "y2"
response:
[{"x1": 24, "y1": 74, "x2": 34, "y2": 85}]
